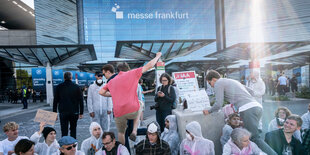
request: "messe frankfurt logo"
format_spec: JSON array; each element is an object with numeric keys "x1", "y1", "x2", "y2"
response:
[
  {"x1": 111, "y1": 3, "x2": 123, "y2": 19},
  {"x1": 36, "y1": 69, "x2": 42, "y2": 75},
  {"x1": 112, "y1": 3, "x2": 189, "y2": 20}
]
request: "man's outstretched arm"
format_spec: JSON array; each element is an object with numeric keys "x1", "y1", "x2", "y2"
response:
[{"x1": 142, "y1": 52, "x2": 162, "y2": 73}]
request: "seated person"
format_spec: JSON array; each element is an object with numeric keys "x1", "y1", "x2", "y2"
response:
[
  {"x1": 30, "y1": 122, "x2": 59, "y2": 154},
  {"x1": 268, "y1": 107, "x2": 302, "y2": 142},
  {"x1": 14, "y1": 139, "x2": 35, "y2": 155},
  {"x1": 265, "y1": 115, "x2": 307, "y2": 155},
  {"x1": 95, "y1": 132, "x2": 129, "y2": 155},
  {"x1": 0, "y1": 122, "x2": 28, "y2": 155},
  {"x1": 135, "y1": 122, "x2": 171, "y2": 155},
  {"x1": 56, "y1": 136, "x2": 84, "y2": 155},
  {"x1": 160, "y1": 115, "x2": 180, "y2": 155},
  {"x1": 81, "y1": 122, "x2": 103, "y2": 154},
  {"x1": 223, "y1": 128, "x2": 266, "y2": 155},
  {"x1": 180, "y1": 121, "x2": 214, "y2": 155},
  {"x1": 220, "y1": 113, "x2": 242, "y2": 147},
  {"x1": 301, "y1": 103, "x2": 310, "y2": 131}
]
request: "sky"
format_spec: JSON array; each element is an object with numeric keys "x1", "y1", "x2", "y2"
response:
[{"x1": 21, "y1": 0, "x2": 34, "y2": 9}]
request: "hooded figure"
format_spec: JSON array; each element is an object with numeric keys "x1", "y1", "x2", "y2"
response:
[
  {"x1": 81, "y1": 122, "x2": 103, "y2": 155},
  {"x1": 180, "y1": 121, "x2": 215, "y2": 155},
  {"x1": 87, "y1": 73, "x2": 113, "y2": 132},
  {"x1": 160, "y1": 115, "x2": 180, "y2": 155},
  {"x1": 135, "y1": 122, "x2": 171, "y2": 155},
  {"x1": 30, "y1": 126, "x2": 60, "y2": 155}
]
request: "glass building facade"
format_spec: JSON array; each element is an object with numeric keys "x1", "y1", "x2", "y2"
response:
[{"x1": 83, "y1": 0, "x2": 216, "y2": 62}]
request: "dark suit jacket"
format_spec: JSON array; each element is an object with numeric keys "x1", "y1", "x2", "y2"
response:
[
  {"x1": 53, "y1": 80, "x2": 83, "y2": 115},
  {"x1": 265, "y1": 129, "x2": 307, "y2": 155}
]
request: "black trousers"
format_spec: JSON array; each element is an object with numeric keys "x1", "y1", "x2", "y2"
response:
[
  {"x1": 59, "y1": 113, "x2": 79, "y2": 139},
  {"x1": 156, "y1": 109, "x2": 172, "y2": 133}
]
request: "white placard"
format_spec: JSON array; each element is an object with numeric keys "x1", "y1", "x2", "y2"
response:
[
  {"x1": 172, "y1": 71, "x2": 199, "y2": 99},
  {"x1": 184, "y1": 90, "x2": 210, "y2": 112}
]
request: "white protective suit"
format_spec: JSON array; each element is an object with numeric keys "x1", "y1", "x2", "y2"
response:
[
  {"x1": 30, "y1": 132, "x2": 60, "y2": 155},
  {"x1": 246, "y1": 71, "x2": 266, "y2": 104},
  {"x1": 180, "y1": 121, "x2": 215, "y2": 155},
  {"x1": 160, "y1": 115, "x2": 180, "y2": 155},
  {"x1": 87, "y1": 81, "x2": 113, "y2": 131},
  {"x1": 81, "y1": 122, "x2": 103, "y2": 155}
]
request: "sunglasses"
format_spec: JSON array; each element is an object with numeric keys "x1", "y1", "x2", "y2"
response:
[
  {"x1": 64, "y1": 143, "x2": 77, "y2": 151},
  {"x1": 97, "y1": 74, "x2": 103, "y2": 77}
]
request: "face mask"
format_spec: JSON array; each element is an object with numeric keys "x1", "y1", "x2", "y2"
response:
[
  {"x1": 164, "y1": 128, "x2": 169, "y2": 133},
  {"x1": 186, "y1": 133, "x2": 193, "y2": 141},
  {"x1": 97, "y1": 79, "x2": 103, "y2": 83}
]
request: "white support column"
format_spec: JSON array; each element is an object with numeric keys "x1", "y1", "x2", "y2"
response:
[{"x1": 46, "y1": 62, "x2": 54, "y2": 106}]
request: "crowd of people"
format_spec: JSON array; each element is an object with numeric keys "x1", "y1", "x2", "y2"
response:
[{"x1": 1, "y1": 53, "x2": 310, "y2": 155}]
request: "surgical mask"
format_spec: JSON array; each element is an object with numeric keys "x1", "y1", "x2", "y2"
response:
[
  {"x1": 97, "y1": 79, "x2": 103, "y2": 83},
  {"x1": 186, "y1": 133, "x2": 193, "y2": 141},
  {"x1": 163, "y1": 128, "x2": 169, "y2": 133}
]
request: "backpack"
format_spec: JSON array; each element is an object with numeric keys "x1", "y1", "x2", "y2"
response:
[{"x1": 158, "y1": 85, "x2": 178, "y2": 109}]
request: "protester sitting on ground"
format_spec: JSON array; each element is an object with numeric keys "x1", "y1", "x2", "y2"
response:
[
  {"x1": 180, "y1": 121, "x2": 214, "y2": 155},
  {"x1": 135, "y1": 122, "x2": 171, "y2": 155},
  {"x1": 223, "y1": 128, "x2": 266, "y2": 155},
  {"x1": 81, "y1": 122, "x2": 103, "y2": 155},
  {"x1": 55, "y1": 136, "x2": 84, "y2": 155},
  {"x1": 220, "y1": 113, "x2": 242, "y2": 147},
  {"x1": 99, "y1": 52, "x2": 162, "y2": 145},
  {"x1": 0, "y1": 122, "x2": 29, "y2": 155},
  {"x1": 265, "y1": 115, "x2": 307, "y2": 155},
  {"x1": 95, "y1": 132, "x2": 129, "y2": 155},
  {"x1": 160, "y1": 115, "x2": 180, "y2": 155},
  {"x1": 301, "y1": 103, "x2": 310, "y2": 131},
  {"x1": 30, "y1": 122, "x2": 60, "y2": 155},
  {"x1": 268, "y1": 107, "x2": 302, "y2": 142},
  {"x1": 154, "y1": 73, "x2": 176, "y2": 133},
  {"x1": 14, "y1": 139, "x2": 35, "y2": 155}
]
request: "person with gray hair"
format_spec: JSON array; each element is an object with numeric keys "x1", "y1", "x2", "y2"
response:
[
  {"x1": 265, "y1": 114, "x2": 307, "y2": 155},
  {"x1": 223, "y1": 128, "x2": 266, "y2": 155},
  {"x1": 53, "y1": 72, "x2": 84, "y2": 139}
]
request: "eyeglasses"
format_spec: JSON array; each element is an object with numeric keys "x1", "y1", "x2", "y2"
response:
[
  {"x1": 102, "y1": 140, "x2": 113, "y2": 145},
  {"x1": 64, "y1": 143, "x2": 77, "y2": 151},
  {"x1": 97, "y1": 74, "x2": 103, "y2": 77},
  {"x1": 161, "y1": 80, "x2": 168, "y2": 82}
]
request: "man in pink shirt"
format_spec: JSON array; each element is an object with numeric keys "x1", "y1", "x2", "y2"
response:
[{"x1": 99, "y1": 52, "x2": 162, "y2": 145}]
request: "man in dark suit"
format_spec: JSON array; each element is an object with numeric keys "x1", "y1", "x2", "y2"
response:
[{"x1": 53, "y1": 72, "x2": 83, "y2": 139}]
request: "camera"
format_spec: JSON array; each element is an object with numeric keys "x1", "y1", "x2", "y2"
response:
[{"x1": 150, "y1": 103, "x2": 159, "y2": 110}]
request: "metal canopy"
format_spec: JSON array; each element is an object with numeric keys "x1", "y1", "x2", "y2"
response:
[
  {"x1": 205, "y1": 41, "x2": 310, "y2": 61},
  {"x1": 166, "y1": 60, "x2": 236, "y2": 72},
  {"x1": 270, "y1": 51, "x2": 310, "y2": 65},
  {"x1": 0, "y1": 45, "x2": 96, "y2": 66},
  {"x1": 115, "y1": 39, "x2": 216, "y2": 61},
  {"x1": 78, "y1": 60, "x2": 145, "y2": 73}
]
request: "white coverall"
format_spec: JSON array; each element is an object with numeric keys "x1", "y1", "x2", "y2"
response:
[
  {"x1": 180, "y1": 121, "x2": 215, "y2": 155},
  {"x1": 87, "y1": 82, "x2": 113, "y2": 131},
  {"x1": 81, "y1": 122, "x2": 103, "y2": 155}
]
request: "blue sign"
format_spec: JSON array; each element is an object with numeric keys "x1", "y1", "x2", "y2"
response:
[
  {"x1": 87, "y1": 73, "x2": 96, "y2": 86},
  {"x1": 32, "y1": 68, "x2": 46, "y2": 91},
  {"x1": 77, "y1": 72, "x2": 88, "y2": 86},
  {"x1": 52, "y1": 69, "x2": 64, "y2": 87}
]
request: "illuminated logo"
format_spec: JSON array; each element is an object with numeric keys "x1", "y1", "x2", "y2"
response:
[
  {"x1": 111, "y1": 3, "x2": 123, "y2": 19},
  {"x1": 36, "y1": 69, "x2": 42, "y2": 75}
]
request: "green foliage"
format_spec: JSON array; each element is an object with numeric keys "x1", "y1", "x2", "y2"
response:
[
  {"x1": 296, "y1": 86, "x2": 310, "y2": 99},
  {"x1": 16, "y1": 69, "x2": 32, "y2": 89},
  {"x1": 272, "y1": 95, "x2": 290, "y2": 101}
]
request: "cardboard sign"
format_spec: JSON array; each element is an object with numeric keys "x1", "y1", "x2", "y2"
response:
[
  {"x1": 184, "y1": 90, "x2": 211, "y2": 112},
  {"x1": 34, "y1": 109, "x2": 57, "y2": 125}
]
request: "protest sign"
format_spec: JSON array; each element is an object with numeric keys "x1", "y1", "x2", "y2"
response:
[
  {"x1": 172, "y1": 71, "x2": 199, "y2": 99},
  {"x1": 34, "y1": 109, "x2": 57, "y2": 125},
  {"x1": 183, "y1": 90, "x2": 211, "y2": 112}
]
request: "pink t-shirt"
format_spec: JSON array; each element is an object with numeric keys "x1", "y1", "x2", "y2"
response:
[{"x1": 103, "y1": 67, "x2": 142, "y2": 117}]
